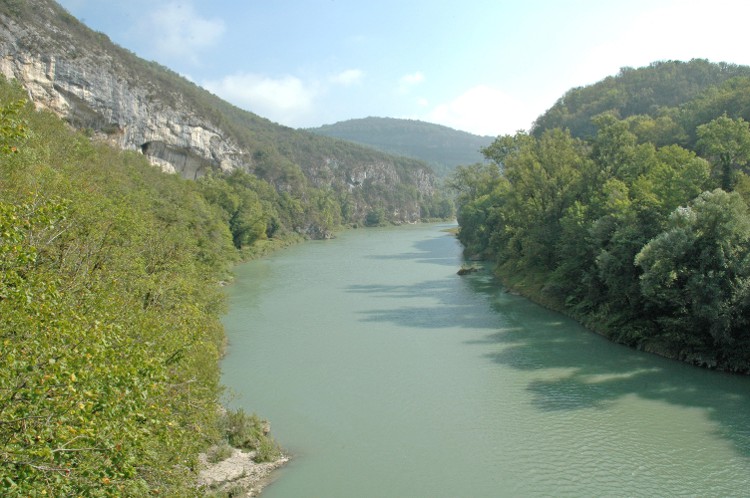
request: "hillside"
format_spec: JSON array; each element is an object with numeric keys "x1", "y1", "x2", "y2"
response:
[
  {"x1": 0, "y1": 76, "x2": 269, "y2": 495},
  {"x1": 0, "y1": 0, "x2": 437, "y2": 226},
  {"x1": 532, "y1": 59, "x2": 750, "y2": 146},
  {"x1": 308, "y1": 117, "x2": 494, "y2": 177}
]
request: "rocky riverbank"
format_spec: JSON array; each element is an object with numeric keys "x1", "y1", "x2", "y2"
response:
[{"x1": 198, "y1": 448, "x2": 289, "y2": 497}]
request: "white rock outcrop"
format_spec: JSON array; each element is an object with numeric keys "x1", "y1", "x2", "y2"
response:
[
  {"x1": 0, "y1": 11, "x2": 247, "y2": 178},
  {"x1": 198, "y1": 448, "x2": 289, "y2": 497}
]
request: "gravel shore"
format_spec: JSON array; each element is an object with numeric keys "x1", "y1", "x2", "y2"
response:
[{"x1": 198, "y1": 448, "x2": 289, "y2": 496}]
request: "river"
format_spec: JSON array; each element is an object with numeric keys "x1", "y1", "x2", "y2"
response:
[{"x1": 221, "y1": 223, "x2": 750, "y2": 497}]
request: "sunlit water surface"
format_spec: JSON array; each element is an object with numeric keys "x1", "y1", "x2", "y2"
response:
[{"x1": 221, "y1": 223, "x2": 750, "y2": 497}]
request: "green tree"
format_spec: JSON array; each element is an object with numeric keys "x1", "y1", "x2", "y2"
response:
[
  {"x1": 696, "y1": 115, "x2": 750, "y2": 191},
  {"x1": 197, "y1": 172, "x2": 273, "y2": 248},
  {"x1": 364, "y1": 207, "x2": 386, "y2": 226},
  {"x1": 446, "y1": 162, "x2": 502, "y2": 209},
  {"x1": 307, "y1": 188, "x2": 342, "y2": 233},
  {"x1": 0, "y1": 98, "x2": 28, "y2": 154},
  {"x1": 0, "y1": 88, "x2": 234, "y2": 495},
  {"x1": 636, "y1": 189, "x2": 750, "y2": 367},
  {"x1": 499, "y1": 129, "x2": 587, "y2": 273}
]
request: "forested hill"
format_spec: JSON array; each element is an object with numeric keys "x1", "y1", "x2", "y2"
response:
[
  {"x1": 532, "y1": 59, "x2": 750, "y2": 144},
  {"x1": 0, "y1": 77, "x2": 293, "y2": 495},
  {"x1": 0, "y1": 0, "x2": 439, "y2": 227},
  {"x1": 308, "y1": 117, "x2": 494, "y2": 177},
  {"x1": 453, "y1": 59, "x2": 750, "y2": 373}
]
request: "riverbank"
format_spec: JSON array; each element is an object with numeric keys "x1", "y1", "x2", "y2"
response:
[
  {"x1": 198, "y1": 448, "x2": 289, "y2": 497},
  {"x1": 205, "y1": 232, "x2": 311, "y2": 496},
  {"x1": 487, "y1": 261, "x2": 748, "y2": 374},
  {"x1": 195, "y1": 407, "x2": 288, "y2": 496}
]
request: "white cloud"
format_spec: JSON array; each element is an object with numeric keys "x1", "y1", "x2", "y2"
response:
[
  {"x1": 478, "y1": 0, "x2": 750, "y2": 136},
  {"x1": 330, "y1": 69, "x2": 364, "y2": 86},
  {"x1": 401, "y1": 72, "x2": 425, "y2": 85},
  {"x1": 398, "y1": 71, "x2": 425, "y2": 93},
  {"x1": 139, "y1": 2, "x2": 225, "y2": 63},
  {"x1": 425, "y1": 85, "x2": 535, "y2": 137},
  {"x1": 203, "y1": 73, "x2": 317, "y2": 126},
  {"x1": 568, "y1": 0, "x2": 750, "y2": 91}
]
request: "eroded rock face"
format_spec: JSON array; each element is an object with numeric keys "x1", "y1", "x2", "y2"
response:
[
  {"x1": 0, "y1": 7, "x2": 248, "y2": 178},
  {"x1": 0, "y1": 52, "x2": 247, "y2": 178}
]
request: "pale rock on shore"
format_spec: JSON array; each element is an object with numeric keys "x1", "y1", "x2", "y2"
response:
[{"x1": 198, "y1": 448, "x2": 289, "y2": 497}]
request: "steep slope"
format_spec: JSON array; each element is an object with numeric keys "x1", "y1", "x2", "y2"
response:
[
  {"x1": 0, "y1": 0, "x2": 435, "y2": 223},
  {"x1": 532, "y1": 59, "x2": 750, "y2": 143},
  {"x1": 308, "y1": 117, "x2": 494, "y2": 177}
]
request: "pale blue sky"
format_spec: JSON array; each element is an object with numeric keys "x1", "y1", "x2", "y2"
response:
[{"x1": 57, "y1": 0, "x2": 750, "y2": 136}]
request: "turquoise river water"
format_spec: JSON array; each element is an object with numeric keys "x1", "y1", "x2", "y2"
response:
[{"x1": 221, "y1": 223, "x2": 750, "y2": 497}]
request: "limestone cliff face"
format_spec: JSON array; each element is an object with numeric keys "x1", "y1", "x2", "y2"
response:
[
  {"x1": 0, "y1": 0, "x2": 435, "y2": 222},
  {"x1": 0, "y1": 8, "x2": 246, "y2": 179}
]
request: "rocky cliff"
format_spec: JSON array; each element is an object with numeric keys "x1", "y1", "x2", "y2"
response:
[
  {"x1": 0, "y1": 0, "x2": 434, "y2": 222},
  {"x1": 0, "y1": 1, "x2": 242, "y2": 179}
]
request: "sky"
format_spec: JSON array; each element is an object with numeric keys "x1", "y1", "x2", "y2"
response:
[{"x1": 56, "y1": 0, "x2": 750, "y2": 137}]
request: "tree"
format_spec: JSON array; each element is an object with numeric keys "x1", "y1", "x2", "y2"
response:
[
  {"x1": 364, "y1": 207, "x2": 386, "y2": 226},
  {"x1": 197, "y1": 172, "x2": 272, "y2": 248},
  {"x1": 636, "y1": 189, "x2": 750, "y2": 367},
  {"x1": 500, "y1": 129, "x2": 587, "y2": 272},
  {"x1": 0, "y1": 88, "x2": 233, "y2": 495},
  {"x1": 0, "y1": 98, "x2": 28, "y2": 154},
  {"x1": 480, "y1": 132, "x2": 535, "y2": 169},
  {"x1": 696, "y1": 115, "x2": 750, "y2": 191},
  {"x1": 446, "y1": 162, "x2": 502, "y2": 209}
]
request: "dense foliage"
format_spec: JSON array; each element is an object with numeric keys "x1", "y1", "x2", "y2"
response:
[
  {"x1": 0, "y1": 78, "x2": 292, "y2": 495},
  {"x1": 533, "y1": 59, "x2": 750, "y2": 144},
  {"x1": 454, "y1": 62, "x2": 750, "y2": 371},
  {"x1": 308, "y1": 117, "x2": 494, "y2": 177}
]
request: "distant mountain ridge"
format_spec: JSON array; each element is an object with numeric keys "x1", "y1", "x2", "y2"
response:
[{"x1": 308, "y1": 117, "x2": 494, "y2": 177}]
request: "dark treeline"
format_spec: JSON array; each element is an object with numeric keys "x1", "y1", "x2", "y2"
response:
[{"x1": 452, "y1": 60, "x2": 750, "y2": 372}]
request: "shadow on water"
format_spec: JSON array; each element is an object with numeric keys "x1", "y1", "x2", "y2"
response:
[
  {"x1": 348, "y1": 273, "x2": 500, "y2": 331},
  {"x1": 350, "y1": 261, "x2": 750, "y2": 459},
  {"x1": 351, "y1": 230, "x2": 498, "y2": 329},
  {"x1": 459, "y1": 271, "x2": 750, "y2": 459},
  {"x1": 364, "y1": 234, "x2": 464, "y2": 268}
]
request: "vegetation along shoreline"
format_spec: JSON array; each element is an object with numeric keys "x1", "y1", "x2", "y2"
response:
[
  {"x1": 4, "y1": 0, "x2": 750, "y2": 494},
  {"x1": 451, "y1": 60, "x2": 750, "y2": 375}
]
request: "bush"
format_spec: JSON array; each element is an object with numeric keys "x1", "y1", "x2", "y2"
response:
[
  {"x1": 206, "y1": 442, "x2": 234, "y2": 464},
  {"x1": 217, "y1": 408, "x2": 281, "y2": 463}
]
